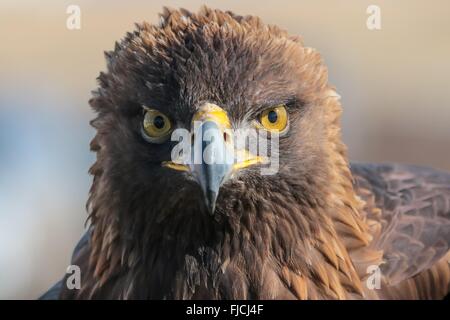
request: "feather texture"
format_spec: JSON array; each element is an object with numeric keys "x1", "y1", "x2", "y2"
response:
[{"x1": 39, "y1": 7, "x2": 449, "y2": 300}]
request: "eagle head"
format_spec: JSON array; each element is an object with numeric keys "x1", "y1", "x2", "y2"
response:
[{"x1": 82, "y1": 6, "x2": 362, "y2": 299}]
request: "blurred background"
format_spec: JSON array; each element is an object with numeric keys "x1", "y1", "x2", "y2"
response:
[{"x1": 0, "y1": 0, "x2": 449, "y2": 299}]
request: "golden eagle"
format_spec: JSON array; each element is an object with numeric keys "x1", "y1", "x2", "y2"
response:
[{"x1": 41, "y1": 7, "x2": 450, "y2": 299}]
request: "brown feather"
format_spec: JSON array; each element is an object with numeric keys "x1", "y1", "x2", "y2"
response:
[{"x1": 54, "y1": 7, "x2": 449, "y2": 300}]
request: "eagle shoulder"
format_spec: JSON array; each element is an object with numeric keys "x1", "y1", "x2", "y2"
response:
[{"x1": 351, "y1": 162, "x2": 450, "y2": 295}]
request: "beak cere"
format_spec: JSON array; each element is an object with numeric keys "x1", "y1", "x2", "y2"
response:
[{"x1": 191, "y1": 104, "x2": 233, "y2": 214}]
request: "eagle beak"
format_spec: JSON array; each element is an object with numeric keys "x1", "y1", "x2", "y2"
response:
[
  {"x1": 189, "y1": 103, "x2": 234, "y2": 214},
  {"x1": 192, "y1": 119, "x2": 233, "y2": 214},
  {"x1": 163, "y1": 103, "x2": 266, "y2": 214}
]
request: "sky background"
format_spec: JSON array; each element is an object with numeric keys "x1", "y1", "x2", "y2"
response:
[{"x1": 0, "y1": 0, "x2": 449, "y2": 299}]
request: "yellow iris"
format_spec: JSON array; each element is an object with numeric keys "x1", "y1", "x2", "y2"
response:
[
  {"x1": 143, "y1": 108, "x2": 172, "y2": 138},
  {"x1": 259, "y1": 105, "x2": 288, "y2": 132}
]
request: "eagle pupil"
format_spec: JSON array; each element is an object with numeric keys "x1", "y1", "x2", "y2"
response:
[
  {"x1": 268, "y1": 110, "x2": 278, "y2": 123},
  {"x1": 153, "y1": 116, "x2": 165, "y2": 129}
]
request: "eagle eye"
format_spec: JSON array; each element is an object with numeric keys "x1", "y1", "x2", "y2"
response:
[
  {"x1": 141, "y1": 107, "x2": 172, "y2": 143},
  {"x1": 259, "y1": 104, "x2": 288, "y2": 133}
]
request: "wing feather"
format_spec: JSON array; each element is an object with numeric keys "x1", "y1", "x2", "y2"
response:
[{"x1": 352, "y1": 163, "x2": 450, "y2": 289}]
